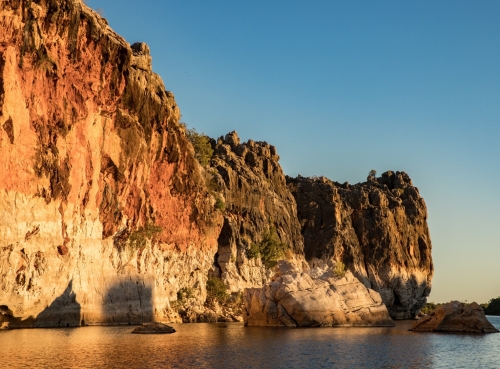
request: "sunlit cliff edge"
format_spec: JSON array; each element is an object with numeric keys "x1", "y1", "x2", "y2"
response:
[{"x1": 0, "y1": 0, "x2": 432, "y2": 328}]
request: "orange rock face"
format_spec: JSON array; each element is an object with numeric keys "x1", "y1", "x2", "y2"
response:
[{"x1": 0, "y1": 0, "x2": 222, "y2": 327}]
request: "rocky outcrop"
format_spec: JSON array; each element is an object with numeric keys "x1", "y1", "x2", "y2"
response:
[
  {"x1": 244, "y1": 260, "x2": 394, "y2": 327},
  {"x1": 131, "y1": 322, "x2": 176, "y2": 334},
  {"x1": 287, "y1": 172, "x2": 433, "y2": 319},
  {"x1": 0, "y1": 0, "x2": 222, "y2": 327},
  {"x1": 178, "y1": 299, "x2": 243, "y2": 323},
  {"x1": 411, "y1": 301, "x2": 499, "y2": 333},
  {"x1": 210, "y1": 131, "x2": 304, "y2": 291}
]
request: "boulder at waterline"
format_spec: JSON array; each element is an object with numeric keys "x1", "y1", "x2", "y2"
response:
[
  {"x1": 131, "y1": 323, "x2": 176, "y2": 334},
  {"x1": 411, "y1": 301, "x2": 499, "y2": 333},
  {"x1": 243, "y1": 260, "x2": 395, "y2": 327}
]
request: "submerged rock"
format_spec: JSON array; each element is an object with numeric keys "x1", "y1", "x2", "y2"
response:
[
  {"x1": 131, "y1": 323, "x2": 176, "y2": 334},
  {"x1": 243, "y1": 261, "x2": 395, "y2": 327},
  {"x1": 411, "y1": 301, "x2": 499, "y2": 333}
]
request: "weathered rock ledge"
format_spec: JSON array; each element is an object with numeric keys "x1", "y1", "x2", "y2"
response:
[
  {"x1": 411, "y1": 301, "x2": 499, "y2": 333},
  {"x1": 243, "y1": 261, "x2": 394, "y2": 327}
]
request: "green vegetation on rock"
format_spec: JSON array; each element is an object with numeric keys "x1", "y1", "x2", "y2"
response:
[
  {"x1": 246, "y1": 225, "x2": 286, "y2": 268},
  {"x1": 215, "y1": 197, "x2": 226, "y2": 211},
  {"x1": 333, "y1": 261, "x2": 346, "y2": 278},
  {"x1": 177, "y1": 287, "x2": 195, "y2": 303},
  {"x1": 128, "y1": 223, "x2": 162, "y2": 250},
  {"x1": 183, "y1": 124, "x2": 214, "y2": 167},
  {"x1": 206, "y1": 276, "x2": 228, "y2": 303},
  {"x1": 419, "y1": 299, "x2": 500, "y2": 316},
  {"x1": 420, "y1": 302, "x2": 443, "y2": 315},
  {"x1": 484, "y1": 297, "x2": 500, "y2": 315}
]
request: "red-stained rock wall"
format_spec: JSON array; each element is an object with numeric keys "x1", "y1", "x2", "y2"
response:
[{"x1": 0, "y1": 0, "x2": 222, "y2": 327}]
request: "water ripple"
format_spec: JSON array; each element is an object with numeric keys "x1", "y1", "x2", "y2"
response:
[{"x1": 2, "y1": 317, "x2": 499, "y2": 368}]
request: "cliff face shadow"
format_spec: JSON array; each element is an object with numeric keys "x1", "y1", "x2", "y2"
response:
[
  {"x1": 35, "y1": 280, "x2": 81, "y2": 328},
  {"x1": 102, "y1": 279, "x2": 153, "y2": 325}
]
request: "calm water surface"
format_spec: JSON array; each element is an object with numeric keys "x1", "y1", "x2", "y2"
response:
[{"x1": 2, "y1": 317, "x2": 499, "y2": 368}]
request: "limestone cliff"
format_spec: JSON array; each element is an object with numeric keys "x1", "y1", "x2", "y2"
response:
[
  {"x1": 0, "y1": 0, "x2": 434, "y2": 327},
  {"x1": 0, "y1": 0, "x2": 222, "y2": 327},
  {"x1": 209, "y1": 131, "x2": 304, "y2": 291},
  {"x1": 287, "y1": 172, "x2": 433, "y2": 319}
]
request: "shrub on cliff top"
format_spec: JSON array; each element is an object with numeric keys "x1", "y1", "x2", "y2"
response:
[
  {"x1": 183, "y1": 124, "x2": 214, "y2": 167},
  {"x1": 246, "y1": 225, "x2": 286, "y2": 268}
]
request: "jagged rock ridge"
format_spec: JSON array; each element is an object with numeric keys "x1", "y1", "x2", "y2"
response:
[
  {"x1": 209, "y1": 131, "x2": 305, "y2": 291},
  {"x1": 286, "y1": 171, "x2": 433, "y2": 319},
  {"x1": 412, "y1": 301, "x2": 499, "y2": 333}
]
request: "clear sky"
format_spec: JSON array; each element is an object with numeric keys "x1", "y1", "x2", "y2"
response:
[{"x1": 87, "y1": 0, "x2": 500, "y2": 304}]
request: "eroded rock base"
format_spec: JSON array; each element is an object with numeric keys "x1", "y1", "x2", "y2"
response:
[{"x1": 244, "y1": 261, "x2": 394, "y2": 327}]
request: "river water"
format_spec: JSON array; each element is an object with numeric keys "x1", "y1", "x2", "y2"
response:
[{"x1": 2, "y1": 317, "x2": 499, "y2": 368}]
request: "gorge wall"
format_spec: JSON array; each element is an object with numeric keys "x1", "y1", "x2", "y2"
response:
[
  {"x1": 209, "y1": 131, "x2": 305, "y2": 291},
  {"x1": 0, "y1": 0, "x2": 433, "y2": 327},
  {"x1": 0, "y1": 0, "x2": 223, "y2": 327},
  {"x1": 287, "y1": 172, "x2": 433, "y2": 319}
]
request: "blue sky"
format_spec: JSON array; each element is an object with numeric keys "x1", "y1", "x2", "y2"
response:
[{"x1": 87, "y1": 0, "x2": 500, "y2": 303}]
